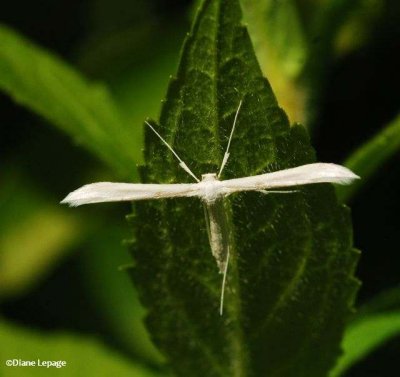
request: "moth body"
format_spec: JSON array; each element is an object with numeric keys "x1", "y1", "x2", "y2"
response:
[{"x1": 204, "y1": 198, "x2": 230, "y2": 274}]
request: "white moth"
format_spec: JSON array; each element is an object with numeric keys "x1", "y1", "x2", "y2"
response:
[{"x1": 61, "y1": 101, "x2": 359, "y2": 315}]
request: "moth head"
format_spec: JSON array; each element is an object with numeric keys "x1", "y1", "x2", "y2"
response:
[{"x1": 201, "y1": 173, "x2": 218, "y2": 182}]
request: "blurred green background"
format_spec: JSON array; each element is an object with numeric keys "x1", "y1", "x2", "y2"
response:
[{"x1": 1, "y1": 0, "x2": 400, "y2": 376}]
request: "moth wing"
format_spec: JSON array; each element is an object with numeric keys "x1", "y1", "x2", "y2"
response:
[
  {"x1": 61, "y1": 182, "x2": 202, "y2": 207},
  {"x1": 221, "y1": 163, "x2": 359, "y2": 194}
]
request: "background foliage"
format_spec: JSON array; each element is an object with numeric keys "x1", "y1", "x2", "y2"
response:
[{"x1": 1, "y1": 0, "x2": 400, "y2": 376}]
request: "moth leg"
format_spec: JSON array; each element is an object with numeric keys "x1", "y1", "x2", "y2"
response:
[
  {"x1": 203, "y1": 203, "x2": 212, "y2": 249},
  {"x1": 258, "y1": 190, "x2": 300, "y2": 194},
  {"x1": 219, "y1": 246, "x2": 230, "y2": 316},
  {"x1": 203, "y1": 202, "x2": 230, "y2": 315}
]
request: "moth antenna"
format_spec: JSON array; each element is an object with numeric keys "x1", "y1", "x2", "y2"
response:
[
  {"x1": 145, "y1": 121, "x2": 200, "y2": 182},
  {"x1": 218, "y1": 100, "x2": 243, "y2": 178},
  {"x1": 219, "y1": 247, "x2": 230, "y2": 316}
]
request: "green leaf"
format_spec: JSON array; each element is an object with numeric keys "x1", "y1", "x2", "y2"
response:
[
  {"x1": 330, "y1": 287, "x2": 400, "y2": 376},
  {"x1": 240, "y1": 0, "x2": 308, "y2": 123},
  {"x1": 0, "y1": 25, "x2": 140, "y2": 178},
  {"x1": 242, "y1": 0, "x2": 307, "y2": 78},
  {"x1": 337, "y1": 113, "x2": 400, "y2": 202},
  {"x1": 0, "y1": 171, "x2": 85, "y2": 299},
  {"x1": 0, "y1": 319, "x2": 162, "y2": 377},
  {"x1": 129, "y1": 0, "x2": 359, "y2": 376},
  {"x1": 329, "y1": 311, "x2": 400, "y2": 377}
]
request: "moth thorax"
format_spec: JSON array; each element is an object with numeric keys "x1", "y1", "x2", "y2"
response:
[
  {"x1": 201, "y1": 173, "x2": 218, "y2": 182},
  {"x1": 201, "y1": 173, "x2": 220, "y2": 202}
]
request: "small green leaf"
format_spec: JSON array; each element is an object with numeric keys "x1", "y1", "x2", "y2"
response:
[
  {"x1": 130, "y1": 0, "x2": 359, "y2": 376},
  {"x1": 330, "y1": 287, "x2": 400, "y2": 376},
  {"x1": 337, "y1": 113, "x2": 400, "y2": 202},
  {"x1": 0, "y1": 25, "x2": 139, "y2": 178},
  {"x1": 0, "y1": 319, "x2": 162, "y2": 377},
  {"x1": 329, "y1": 311, "x2": 400, "y2": 377}
]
